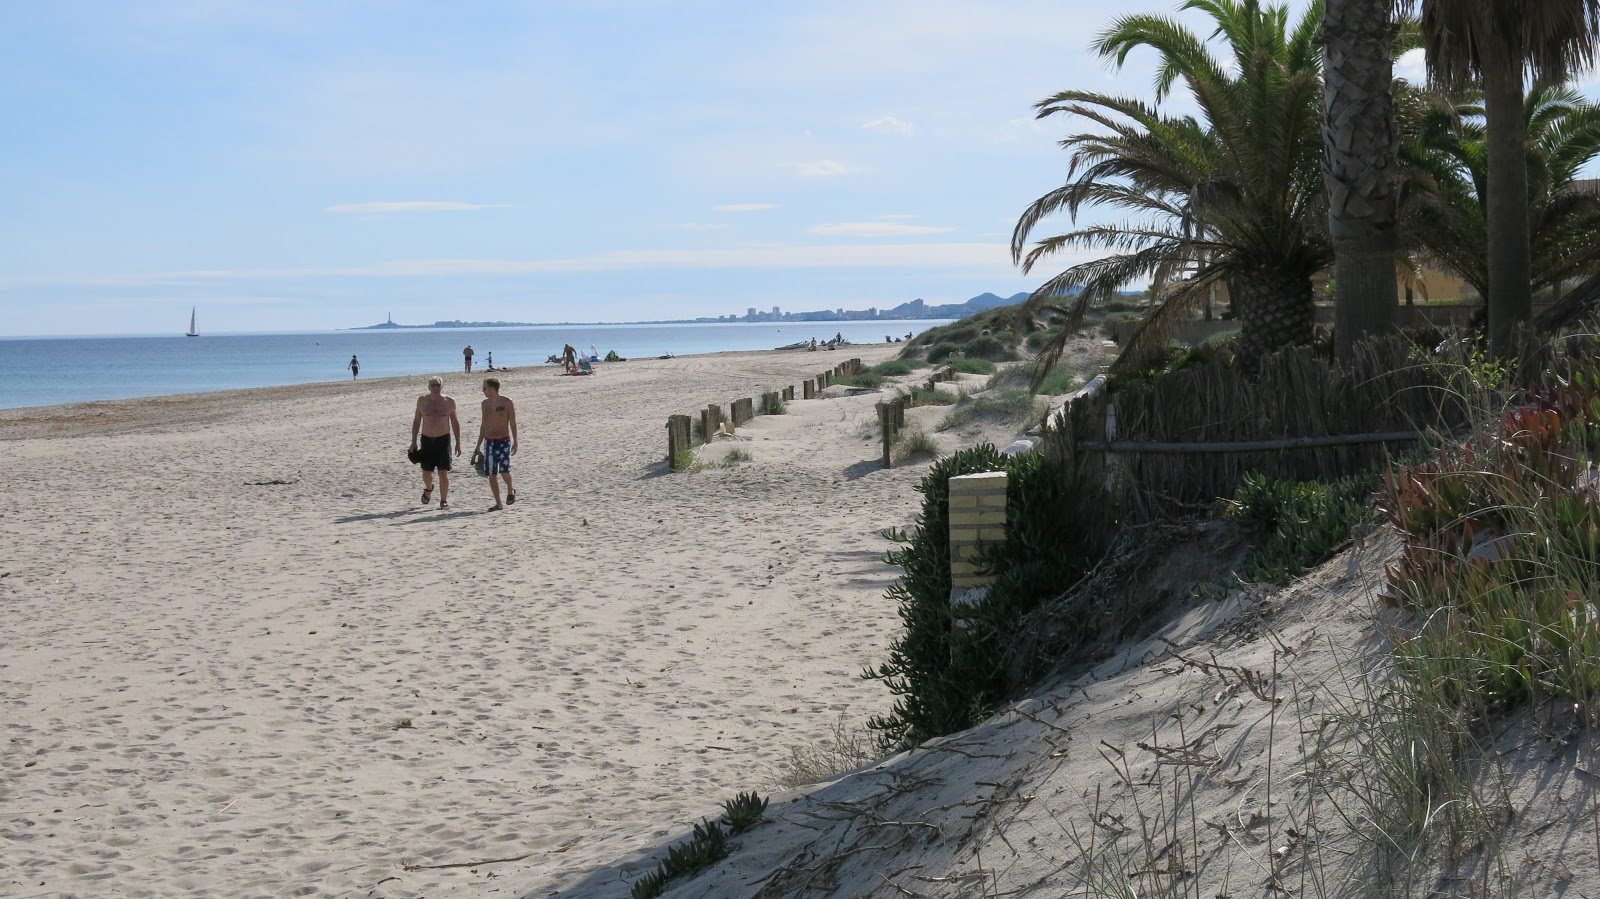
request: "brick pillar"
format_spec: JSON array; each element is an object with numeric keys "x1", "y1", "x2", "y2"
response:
[{"x1": 948, "y1": 471, "x2": 1007, "y2": 590}]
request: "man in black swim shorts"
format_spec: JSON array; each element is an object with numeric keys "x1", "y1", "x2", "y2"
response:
[{"x1": 410, "y1": 376, "x2": 461, "y2": 510}]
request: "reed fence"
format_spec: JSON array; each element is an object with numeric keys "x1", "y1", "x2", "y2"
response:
[{"x1": 1040, "y1": 338, "x2": 1474, "y2": 523}]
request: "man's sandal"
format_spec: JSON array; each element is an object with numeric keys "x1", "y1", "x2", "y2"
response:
[
  {"x1": 506, "y1": 491, "x2": 516, "y2": 505},
  {"x1": 421, "y1": 486, "x2": 433, "y2": 504}
]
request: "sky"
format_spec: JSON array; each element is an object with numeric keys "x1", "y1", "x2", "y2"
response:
[{"x1": 1, "y1": 1, "x2": 1596, "y2": 337}]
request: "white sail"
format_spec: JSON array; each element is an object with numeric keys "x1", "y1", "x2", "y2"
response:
[{"x1": 186, "y1": 307, "x2": 198, "y2": 337}]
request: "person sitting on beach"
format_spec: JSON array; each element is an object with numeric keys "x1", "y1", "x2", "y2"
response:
[
  {"x1": 475, "y1": 377, "x2": 518, "y2": 511},
  {"x1": 604, "y1": 349, "x2": 624, "y2": 361},
  {"x1": 410, "y1": 376, "x2": 461, "y2": 510}
]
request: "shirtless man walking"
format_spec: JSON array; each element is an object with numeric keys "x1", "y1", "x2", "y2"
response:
[
  {"x1": 475, "y1": 377, "x2": 518, "y2": 511},
  {"x1": 410, "y1": 376, "x2": 461, "y2": 510}
]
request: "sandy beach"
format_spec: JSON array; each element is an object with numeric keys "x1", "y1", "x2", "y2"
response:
[{"x1": 0, "y1": 344, "x2": 972, "y2": 898}]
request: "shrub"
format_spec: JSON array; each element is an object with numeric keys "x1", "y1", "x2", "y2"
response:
[
  {"x1": 937, "y1": 389, "x2": 1041, "y2": 432},
  {"x1": 866, "y1": 447, "x2": 1103, "y2": 749},
  {"x1": 1382, "y1": 393, "x2": 1600, "y2": 711},
  {"x1": 721, "y1": 448, "x2": 752, "y2": 467},
  {"x1": 909, "y1": 385, "x2": 958, "y2": 407},
  {"x1": 774, "y1": 715, "x2": 880, "y2": 788},
  {"x1": 964, "y1": 335, "x2": 1013, "y2": 362},
  {"x1": 1099, "y1": 311, "x2": 1143, "y2": 340},
  {"x1": 987, "y1": 361, "x2": 1079, "y2": 395},
  {"x1": 946, "y1": 356, "x2": 996, "y2": 375},
  {"x1": 871, "y1": 358, "x2": 924, "y2": 377},
  {"x1": 893, "y1": 428, "x2": 939, "y2": 462},
  {"x1": 1025, "y1": 327, "x2": 1058, "y2": 351},
  {"x1": 1227, "y1": 472, "x2": 1377, "y2": 583},
  {"x1": 720, "y1": 791, "x2": 768, "y2": 834},
  {"x1": 836, "y1": 371, "x2": 885, "y2": 389},
  {"x1": 927, "y1": 342, "x2": 964, "y2": 364}
]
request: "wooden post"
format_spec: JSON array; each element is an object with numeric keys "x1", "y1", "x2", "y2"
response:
[
  {"x1": 893, "y1": 396, "x2": 906, "y2": 429},
  {"x1": 803, "y1": 379, "x2": 815, "y2": 399},
  {"x1": 783, "y1": 385, "x2": 794, "y2": 401},
  {"x1": 667, "y1": 414, "x2": 693, "y2": 470},
  {"x1": 878, "y1": 402, "x2": 894, "y2": 468},
  {"x1": 700, "y1": 407, "x2": 715, "y2": 445}
]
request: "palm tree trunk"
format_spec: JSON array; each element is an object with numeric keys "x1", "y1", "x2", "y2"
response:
[
  {"x1": 1481, "y1": 34, "x2": 1532, "y2": 356},
  {"x1": 1236, "y1": 267, "x2": 1316, "y2": 371},
  {"x1": 1323, "y1": 0, "x2": 1399, "y2": 362}
]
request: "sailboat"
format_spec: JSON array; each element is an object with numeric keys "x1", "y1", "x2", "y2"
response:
[{"x1": 185, "y1": 307, "x2": 198, "y2": 337}]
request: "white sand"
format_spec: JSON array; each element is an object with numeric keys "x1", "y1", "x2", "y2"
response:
[{"x1": 0, "y1": 345, "x2": 979, "y2": 898}]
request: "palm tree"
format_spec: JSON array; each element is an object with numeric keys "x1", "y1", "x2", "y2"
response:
[
  {"x1": 1321, "y1": 0, "x2": 1402, "y2": 361},
  {"x1": 1408, "y1": 0, "x2": 1600, "y2": 354},
  {"x1": 1405, "y1": 83, "x2": 1600, "y2": 302},
  {"x1": 1013, "y1": 0, "x2": 1329, "y2": 374}
]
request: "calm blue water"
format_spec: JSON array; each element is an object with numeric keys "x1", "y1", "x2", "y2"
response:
[{"x1": 0, "y1": 321, "x2": 950, "y2": 410}]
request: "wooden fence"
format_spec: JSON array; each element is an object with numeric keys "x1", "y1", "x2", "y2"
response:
[
  {"x1": 1040, "y1": 338, "x2": 1474, "y2": 522},
  {"x1": 665, "y1": 357, "x2": 864, "y2": 470}
]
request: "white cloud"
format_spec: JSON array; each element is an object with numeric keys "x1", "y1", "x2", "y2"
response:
[
  {"x1": 326, "y1": 201, "x2": 512, "y2": 214},
  {"x1": 808, "y1": 221, "x2": 955, "y2": 237},
  {"x1": 863, "y1": 115, "x2": 915, "y2": 136},
  {"x1": 0, "y1": 242, "x2": 1026, "y2": 287},
  {"x1": 713, "y1": 203, "x2": 778, "y2": 212},
  {"x1": 792, "y1": 159, "x2": 850, "y2": 177},
  {"x1": 1396, "y1": 48, "x2": 1427, "y2": 85}
]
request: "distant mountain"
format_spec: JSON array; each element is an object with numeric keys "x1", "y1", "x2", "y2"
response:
[{"x1": 882, "y1": 291, "x2": 1033, "y2": 319}]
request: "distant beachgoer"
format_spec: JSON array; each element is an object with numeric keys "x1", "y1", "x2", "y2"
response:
[
  {"x1": 348, "y1": 354, "x2": 360, "y2": 379},
  {"x1": 834, "y1": 331, "x2": 843, "y2": 344},
  {"x1": 486, "y1": 351, "x2": 493, "y2": 369},
  {"x1": 562, "y1": 343, "x2": 577, "y2": 369},
  {"x1": 809, "y1": 338, "x2": 817, "y2": 350},
  {"x1": 411, "y1": 376, "x2": 462, "y2": 510},
  {"x1": 476, "y1": 377, "x2": 518, "y2": 511},
  {"x1": 463, "y1": 344, "x2": 475, "y2": 372}
]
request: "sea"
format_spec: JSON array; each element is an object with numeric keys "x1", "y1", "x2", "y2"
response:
[{"x1": 0, "y1": 321, "x2": 952, "y2": 410}]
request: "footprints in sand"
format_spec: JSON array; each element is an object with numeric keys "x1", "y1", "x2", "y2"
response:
[{"x1": 1, "y1": 348, "x2": 920, "y2": 898}]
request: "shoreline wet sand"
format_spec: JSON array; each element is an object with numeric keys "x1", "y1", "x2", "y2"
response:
[{"x1": 1, "y1": 345, "x2": 935, "y2": 898}]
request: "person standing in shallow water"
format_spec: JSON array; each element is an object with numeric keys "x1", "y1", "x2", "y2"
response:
[
  {"x1": 411, "y1": 376, "x2": 461, "y2": 510},
  {"x1": 463, "y1": 344, "x2": 475, "y2": 372},
  {"x1": 348, "y1": 355, "x2": 360, "y2": 379},
  {"x1": 475, "y1": 377, "x2": 518, "y2": 511}
]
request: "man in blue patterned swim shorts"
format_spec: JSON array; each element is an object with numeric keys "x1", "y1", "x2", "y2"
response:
[{"x1": 475, "y1": 377, "x2": 519, "y2": 511}]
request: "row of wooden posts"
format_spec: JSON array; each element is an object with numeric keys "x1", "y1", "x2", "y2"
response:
[
  {"x1": 665, "y1": 357, "x2": 864, "y2": 471},
  {"x1": 877, "y1": 365, "x2": 959, "y2": 469}
]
